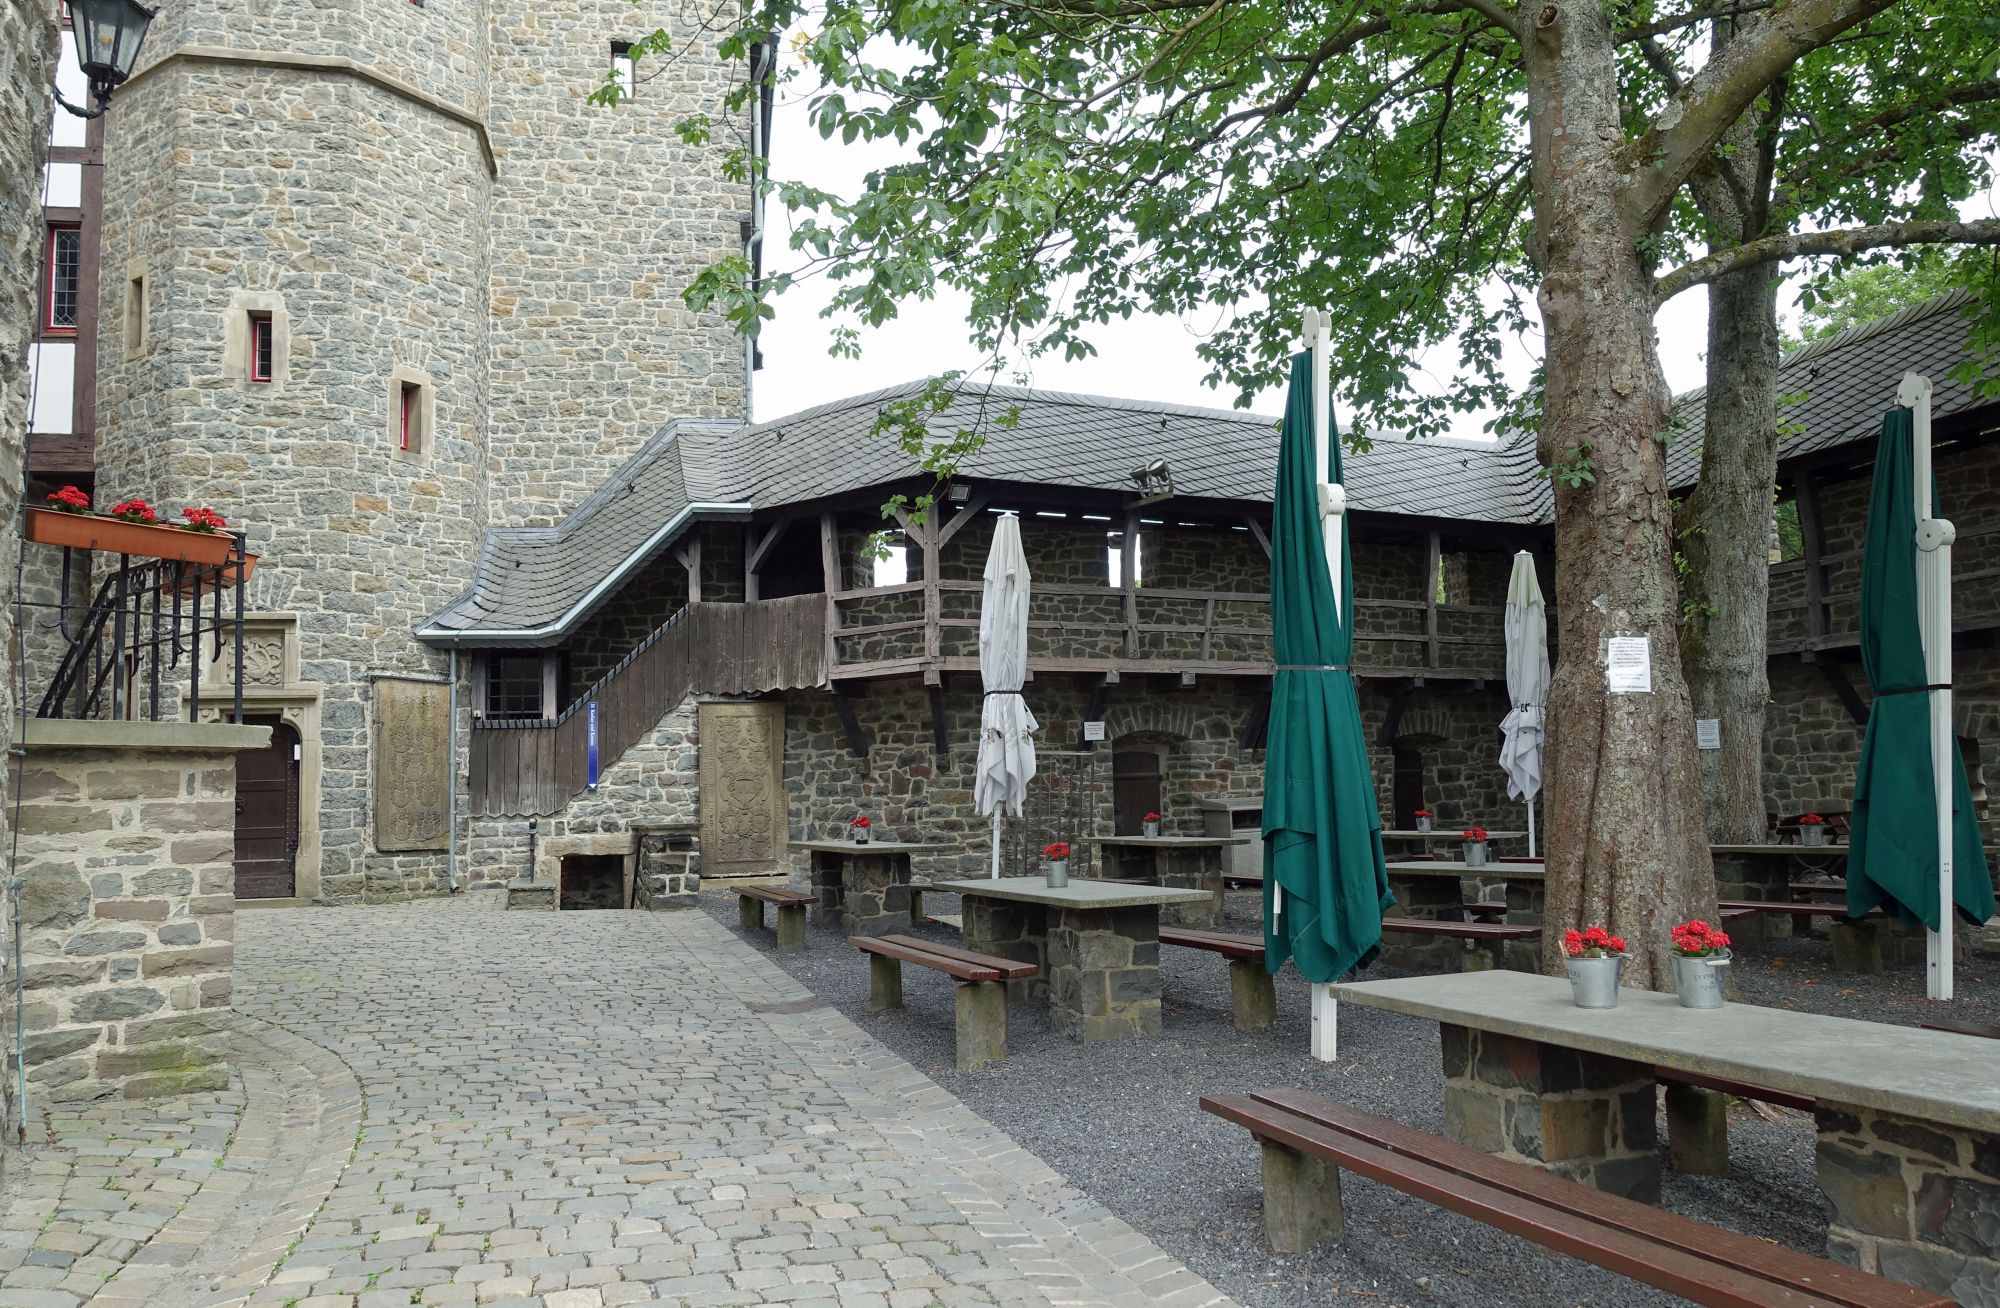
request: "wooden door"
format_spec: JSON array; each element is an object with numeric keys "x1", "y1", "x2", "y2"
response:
[
  {"x1": 1392, "y1": 745, "x2": 1425, "y2": 826},
  {"x1": 698, "y1": 701, "x2": 788, "y2": 877},
  {"x1": 235, "y1": 718, "x2": 300, "y2": 899},
  {"x1": 1111, "y1": 748, "x2": 1164, "y2": 834}
]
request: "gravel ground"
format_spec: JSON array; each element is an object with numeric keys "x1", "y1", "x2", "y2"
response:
[{"x1": 698, "y1": 883, "x2": 2000, "y2": 1308}]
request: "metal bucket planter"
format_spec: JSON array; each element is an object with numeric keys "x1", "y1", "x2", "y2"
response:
[
  {"x1": 1463, "y1": 841, "x2": 1489, "y2": 868},
  {"x1": 1801, "y1": 824, "x2": 1824, "y2": 847},
  {"x1": 1416, "y1": 816, "x2": 1433, "y2": 833},
  {"x1": 1673, "y1": 952, "x2": 1731, "y2": 1008},
  {"x1": 1044, "y1": 860, "x2": 1070, "y2": 888},
  {"x1": 851, "y1": 826, "x2": 870, "y2": 845},
  {"x1": 1566, "y1": 954, "x2": 1624, "y2": 1008},
  {"x1": 1142, "y1": 820, "x2": 1161, "y2": 838}
]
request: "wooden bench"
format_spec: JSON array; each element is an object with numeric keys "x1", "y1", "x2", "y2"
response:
[
  {"x1": 1159, "y1": 928, "x2": 1276, "y2": 1031},
  {"x1": 1202, "y1": 1087, "x2": 1950, "y2": 1308},
  {"x1": 852, "y1": 934, "x2": 1035, "y2": 1070},
  {"x1": 1717, "y1": 899, "x2": 1886, "y2": 972},
  {"x1": 736, "y1": 885, "x2": 817, "y2": 953},
  {"x1": 1921, "y1": 1019, "x2": 2000, "y2": 1040},
  {"x1": 1381, "y1": 917, "x2": 1540, "y2": 971}
]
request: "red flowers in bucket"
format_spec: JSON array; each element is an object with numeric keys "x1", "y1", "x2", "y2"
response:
[
  {"x1": 1142, "y1": 811, "x2": 1161, "y2": 822},
  {"x1": 1563, "y1": 925, "x2": 1626, "y2": 958},
  {"x1": 1044, "y1": 841, "x2": 1070, "y2": 861},
  {"x1": 1670, "y1": 919, "x2": 1731, "y2": 957},
  {"x1": 1462, "y1": 827, "x2": 1488, "y2": 843},
  {"x1": 1798, "y1": 813, "x2": 1825, "y2": 825},
  {"x1": 848, "y1": 815, "x2": 870, "y2": 828}
]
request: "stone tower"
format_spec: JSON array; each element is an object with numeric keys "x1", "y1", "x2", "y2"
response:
[{"x1": 92, "y1": 0, "x2": 750, "y2": 901}]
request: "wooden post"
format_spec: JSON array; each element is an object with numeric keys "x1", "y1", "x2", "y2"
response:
[
  {"x1": 1795, "y1": 473, "x2": 1828, "y2": 642},
  {"x1": 1424, "y1": 530, "x2": 1441, "y2": 670},
  {"x1": 1122, "y1": 511, "x2": 1141, "y2": 658},
  {"x1": 745, "y1": 522, "x2": 783, "y2": 602},
  {"x1": 820, "y1": 512, "x2": 840, "y2": 674},
  {"x1": 674, "y1": 534, "x2": 703, "y2": 604}
]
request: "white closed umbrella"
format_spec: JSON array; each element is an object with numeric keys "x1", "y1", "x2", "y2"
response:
[
  {"x1": 1498, "y1": 551, "x2": 1549, "y2": 857},
  {"x1": 975, "y1": 514, "x2": 1038, "y2": 877}
]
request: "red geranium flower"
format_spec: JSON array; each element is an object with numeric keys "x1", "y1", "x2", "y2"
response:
[
  {"x1": 1462, "y1": 827, "x2": 1489, "y2": 843},
  {"x1": 1142, "y1": 811, "x2": 1161, "y2": 822},
  {"x1": 848, "y1": 815, "x2": 870, "y2": 828},
  {"x1": 1799, "y1": 813, "x2": 1825, "y2": 825},
  {"x1": 1044, "y1": 841, "x2": 1070, "y2": 860},
  {"x1": 1670, "y1": 918, "x2": 1732, "y2": 957},
  {"x1": 108, "y1": 498, "x2": 156, "y2": 524},
  {"x1": 47, "y1": 485, "x2": 90, "y2": 514},
  {"x1": 180, "y1": 506, "x2": 228, "y2": 534},
  {"x1": 1565, "y1": 925, "x2": 1626, "y2": 958},
  {"x1": 1414, "y1": 809, "x2": 1432, "y2": 818}
]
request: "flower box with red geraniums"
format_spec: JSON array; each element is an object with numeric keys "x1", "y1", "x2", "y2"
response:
[
  {"x1": 47, "y1": 485, "x2": 90, "y2": 515},
  {"x1": 1669, "y1": 919, "x2": 1733, "y2": 1008},
  {"x1": 1563, "y1": 925, "x2": 1628, "y2": 1008},
  {"x1": 181, "y1": 506, "x2": 228, "y2": 534},
  {"x1": 24, "y1": 506, "x2": 237, "y2": 566}
]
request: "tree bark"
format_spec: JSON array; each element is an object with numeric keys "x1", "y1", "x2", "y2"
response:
[
  {"x1": 1679, "y1": 264, "x2": 1780, "y2": 843},
  {"x1": 1526, "y1": 1, "x2": 1719, "y2": 988}
]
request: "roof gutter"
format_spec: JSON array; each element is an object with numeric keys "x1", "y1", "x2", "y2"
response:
[{"x1": 413, "y1": 501, "x2": 753, "y2": 648}]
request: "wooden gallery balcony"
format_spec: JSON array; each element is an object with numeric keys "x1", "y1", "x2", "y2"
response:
[{"x1": 824, "y1": 581, "x2": 1509, "y2": 683}]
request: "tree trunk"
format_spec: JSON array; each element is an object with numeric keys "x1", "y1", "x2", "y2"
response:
[
  {"x1": 1679, "y1": 264, "x2": 1780, "y2": 843},
  {"x1": 1525, "y1": 3, "x2": 1718, "y2": 988}
]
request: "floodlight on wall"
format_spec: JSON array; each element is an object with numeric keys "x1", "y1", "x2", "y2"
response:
[
  {"x1": 947, "y1": 482, "x2": 972, "y2": 504},
  {"x1": 57, "y1": 0, "x2": 158, "y2": 118},
  {"x1": 1129, "y1": 458, "x2": 1174, "y2": 506}
]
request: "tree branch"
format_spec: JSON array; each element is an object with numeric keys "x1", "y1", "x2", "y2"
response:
[
  {"x1": 1623, "y1": 0, "x2": 1899, "y2": 230},
  {"x1": 1654, "y1": 217, "x2": 2000, "y2": 302},
  {"x1": 1615, "y1": 0, "x2": 1774, "y2": 43}
]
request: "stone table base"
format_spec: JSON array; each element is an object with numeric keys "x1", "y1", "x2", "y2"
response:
[
  {"x1": 809, "y1": 848, "x2": 916, "y2": 937},
  {"x1": 1816, "y1": 1102, "x2": 2000, "y2": 1298},
  {"x1": 1441, "y1": 1024, "x2": 1659, "y2": 1201},
  {"x1": 1047, "y1": 905, "x2": 1163, "y2": 1042},
  {"x1": 1096, "y1": 843, "x2": 1227, "y2": 929},
  {"x1": 1381, "y1": 874, "x2": 1465, "y2": 972},
  {"x1": 962, "y1": 896, "x2": 1050, "y2": 1004}
]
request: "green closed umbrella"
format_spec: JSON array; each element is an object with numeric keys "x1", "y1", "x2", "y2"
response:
[
  {"x1": 1263, "y1": 342, "x2": 1390, "y2": 1051},
  {"x1": 1848, "y1": 407, "x2": 1994, "y2": 956}
]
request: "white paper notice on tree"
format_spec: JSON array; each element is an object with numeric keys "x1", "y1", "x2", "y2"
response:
[{"x1": 1605, "y1": 636, "x2": 1652, "y2": 694}]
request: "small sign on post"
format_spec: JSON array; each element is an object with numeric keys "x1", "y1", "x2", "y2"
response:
[
  {"x1": 1082, "y1": 720, "x2": 1106, "y2": 742},
  {"x1": 586, "y1": 700, "x2": 601, "y2": 791}
]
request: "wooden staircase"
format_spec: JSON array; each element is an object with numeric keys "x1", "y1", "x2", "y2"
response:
[{"x1": 469, "y1": 596, "x2": 824, "y2": 817}]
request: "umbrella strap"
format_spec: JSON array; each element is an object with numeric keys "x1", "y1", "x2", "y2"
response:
[
  {"x1": 1875, "y1": 683, "x2": 1952, "y2": 696},
  {"x1": 1275, "y1": 664, "x2": 1352, "y2": 672},
  {"x1": 983, "y1": 690, "x2": 1025, "y2": 697}
]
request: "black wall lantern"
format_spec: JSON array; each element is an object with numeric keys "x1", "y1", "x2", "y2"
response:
[{"x1": 57, "y1": 0, "x2": 159, "y2": 118}]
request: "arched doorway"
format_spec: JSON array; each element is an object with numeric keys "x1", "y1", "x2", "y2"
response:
[
  {"x1": 235, "y1": 717, "x2": 301, "y2": 899},
  {"x1": 1111, "y1": 746, "x2": 1165, "y2": 834}
]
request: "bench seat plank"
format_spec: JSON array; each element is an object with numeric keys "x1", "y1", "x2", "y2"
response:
[
  {"x1": 1382, "y1": 918, "x2": 1541, "y2": 940},
  {"x1": 1215, "y1": 1090, "x2": 1948, "y2": 1308},
  {"x1": 739, "y1": 885, "x2": 818, "y2": 906},
  {"x1": 870, "y1": 933, "x2": 1038, "y2": 979},
  {"x1": 1920, "y1": 1019, "x2": 2000, "y2": 1041},
  {"x1": 1159, "y1": 928, "x2": 1267, "y2": 961},
  {"x1": 1654, "y1": 1066, "x2": 1817, "y2": 1114},
  {"x1": 1717, "y1": 900, "x2": 1877, "y2": 918}
]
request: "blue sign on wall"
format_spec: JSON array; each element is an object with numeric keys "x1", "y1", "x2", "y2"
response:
[{"x1": 587, "y1": 700, "x2": 600, "y2": 791}]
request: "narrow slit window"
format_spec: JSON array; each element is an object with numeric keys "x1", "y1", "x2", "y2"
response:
[
  {"x1": 125, "y1": 271, "x2": 145, "y2": 351},
  {"x1": 400, "y1": 382, "x2": 418, "y2": 451},
  {"x1": 611, "y1": 41, "x2": 637, "y2": 97},
  {"x1": 45, "y1": 227, "x2": 80, "y2": 333},
  {"x1": 248, "y1": 312, "x2": 274, "y2": 382}
]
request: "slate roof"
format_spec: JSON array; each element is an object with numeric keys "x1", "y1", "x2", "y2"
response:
[
  {"x1": 1665, "y1": 289, "x2": 1997, "y2": 489},
  {"x1": 418, "y1": 292, "x2": 1992, "y2": 647}
]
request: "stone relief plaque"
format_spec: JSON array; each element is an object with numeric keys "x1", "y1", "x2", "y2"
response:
[
  {"x1": 373, "y1": 678, "x2": 450, "y2": 851},
  {"x1": 698, "y1": 702, "x2": 787, "y2": 877}
]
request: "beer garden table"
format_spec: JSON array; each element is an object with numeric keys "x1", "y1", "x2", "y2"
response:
[
  {"x1": 1332, "y1": 970, "x2": 2000, "y2": 1297},
  {"x1": 1382, "y1": 860, "x2": 1546, "y2": 970},
  {"x1": 793, "y1": 840, "x2": 937, "y2": 937},
  {"x1": 935, "y1": 876, "x2": 1211, "y2": 1043},
  {"x1": 1084, "y1": 835, "x2": 1247, "y2": 929}
]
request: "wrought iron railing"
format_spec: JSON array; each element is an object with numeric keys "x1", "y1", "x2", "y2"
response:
[{"x1": 29, "y1": 537, "x2": 248, "y2": 724}]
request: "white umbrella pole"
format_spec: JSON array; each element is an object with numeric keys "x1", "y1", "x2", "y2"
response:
[
  {"x1": 990, "y1": 812, "x2": 1002, "y2": 880},
  {"x1": 1526, "y1": 801, "x2": 1536, "y2": 859},
  {"x1": 1305, "y1": 306, "x2": 1341, "y2": 1062},
  {"x1": 1902, "y1": 372, "x2": 1956, "y2": 1000}
]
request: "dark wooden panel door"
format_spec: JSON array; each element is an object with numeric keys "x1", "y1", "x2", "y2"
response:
[
  {"x1": 235, "y1": 718, "x2": 299, "y2": 899},
  {"x1": 1111, "y1": 748, "x2": 1164, "y2": 835}
]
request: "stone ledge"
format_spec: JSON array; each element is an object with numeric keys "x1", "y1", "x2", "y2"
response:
[{"x1": 23, "y1": 720, "x2": 271, "y2": 754}]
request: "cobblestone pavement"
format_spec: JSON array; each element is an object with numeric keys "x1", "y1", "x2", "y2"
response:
[{"x1": 217, "y1": 898, "x2": 1232, "y2": 1308}]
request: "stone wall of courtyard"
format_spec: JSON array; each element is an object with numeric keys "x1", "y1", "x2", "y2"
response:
[{"x1": 6, "y1": 721, "x2": 262, "y2": 1108}]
